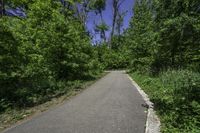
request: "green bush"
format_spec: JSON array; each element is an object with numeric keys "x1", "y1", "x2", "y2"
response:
[
  {"x1": 161, "y1": 70, "x2": 200, "y2": 104},
  {"x1": 131, "y1": 69, "x2": 200, "y2": 133},
  {"x1": 0, "y1": 0, "x2": 102, "y2": 113},
  {"x1": 160, "y1": 70, "x2": 200, "y2": 132}
]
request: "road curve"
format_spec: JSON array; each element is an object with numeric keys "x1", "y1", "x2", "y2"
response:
[{"x1": 3, "y1": 71, "x2": 147, "y2": 133}]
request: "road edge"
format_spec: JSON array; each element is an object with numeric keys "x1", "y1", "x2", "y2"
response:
[
  {"x1": 1, "y1": 72, "x2": 110, "y2": 133},
  {"x1": 127, "y1": 75, "x2": 161, "y2": 133}
]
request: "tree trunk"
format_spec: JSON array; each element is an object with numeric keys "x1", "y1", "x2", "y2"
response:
[
  {"x1": 99, "y1": 11, "x2": 106, "y2": 42},
  {"x1": 110, "y1": 0, "x2": 118, "y2": 49},
  {"x1": 0, "y1": 0, "x2": 4, "y2": 17}
]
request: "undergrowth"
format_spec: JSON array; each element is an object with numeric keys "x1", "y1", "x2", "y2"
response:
[
  {"x1": 0, "y1": 72, "x2": 107, "y2": 132},
  {"x1": 130, "y1": 69, "x2": 200, "y2": 133}
]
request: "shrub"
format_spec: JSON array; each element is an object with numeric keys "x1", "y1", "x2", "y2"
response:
[
  {"x1": 160, "y1": 70, "x2": 200, "y2": 132},
  {"x1": 0, "y1": 0, "x2": 102, "y2": 113},
  {"x1": 131, "y1": 69, "x2": 200, "y2": 133}
]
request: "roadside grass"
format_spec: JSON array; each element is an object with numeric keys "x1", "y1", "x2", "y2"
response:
[
  {"x1": 130, "y1": 70, "x2": 200, "y2": 133},
  {"x1": 0, "y1": 72, "x2": 108, "y2": 132}
]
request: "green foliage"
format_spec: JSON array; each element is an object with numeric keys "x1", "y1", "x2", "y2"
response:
[
  {"x1": 126, "y1": 0, "x2": 158, "y2": 73},
  {"x1": 152, "y1": 0, "x2": 200, "y2": 72},
  {"x1": 95, "y1": 22, "x2": 109, "y2": 41},
  {"x1": 131, "y1": 70, "x2": 200, "y2": 132},
  {"x1": 0, "y1": 0, "x2": 102, "y2": 112},
  {"x1": 98, "y1": 0, "x2": 199, "y2": 72},
  {"x1": 95, "y1": 42, "x2": 130, "y2": 69},
  {"x1": 102, "y1": 50, "x2": 128, "y2": 69},
  {"x1": 127, "y1": 0, "x2": 200, "y2": 132},
  {"x1": 125, "y1": 0, "x2": 200, "y2": 74},
  {"x1": 1, "y1": 1, "x2": 200, "y2": 132},
  {"x1": 90, "y1": 0, "x2": 106, "y2": 13}
]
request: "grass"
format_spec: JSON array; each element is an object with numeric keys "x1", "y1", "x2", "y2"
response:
[
  {"x1": 0, "y1": 72, "x2": 108, "y2": 132},
  {"x1": 129, "y1": 70, "x2": 200, "y2": 133}
]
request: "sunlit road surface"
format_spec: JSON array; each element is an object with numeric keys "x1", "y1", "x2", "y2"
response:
[{"x1": 3, "y1": 71, "x2": 146, "y2": 133}]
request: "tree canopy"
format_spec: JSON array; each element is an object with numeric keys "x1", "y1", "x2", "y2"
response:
[{"x1": 0, "y1": 0, "x2": 200, "y2": 132}]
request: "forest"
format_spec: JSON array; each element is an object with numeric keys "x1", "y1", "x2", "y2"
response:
[{"x1": 0, "y1": 0, "x2": 200, "y2": 132}]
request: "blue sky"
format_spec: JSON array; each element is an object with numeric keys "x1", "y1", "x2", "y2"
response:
[{"x1": 86, "y1": 0, "x2": 135, "y2": 43}]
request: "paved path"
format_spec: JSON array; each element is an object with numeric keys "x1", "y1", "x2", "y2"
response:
[{"x1": 4, "y1": 71, "x2": 147, "y2": 133}]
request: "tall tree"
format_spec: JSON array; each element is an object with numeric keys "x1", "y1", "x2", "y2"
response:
[
  {"x1": 91, "y1": 0, "x2": 106, "y2": 21},
  {"x1": 74, "y1": 0, "x2": 90, "y2": 26},
  {"x1": 153, "y1": 0, "x2": 200, "y2": 70},
  {"x1": 110, "y1": 0, "x2": 125, "y2": 48},
  {"x1": 115, "y1": 10, "x2": 127, "y2": 44},
  {"x1": 95, "y1": 22, "x2": 109, "y2": 42},
  {"x1": 90, "y1": 0, "x2": 108, "y2": 43},
  {"x1": 0, "y1": 0, "x2": 5, "y2": 17},
  {"x1": 116, "y1": 11, "x2": 125, "y2": 36},
  {"x1": 74, "y1": 0, "x2": 106, "y2": 27},
  {"x1": 127, "y1": 0, "x2": 158, "y2": 73},
  {"x1": 0, "y1": 0, "x2": 102, "y2": 111}
]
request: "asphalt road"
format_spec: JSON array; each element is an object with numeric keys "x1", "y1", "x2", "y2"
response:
[{"x1": 3, "y1": 71, "x2": 147, "y2": 133}]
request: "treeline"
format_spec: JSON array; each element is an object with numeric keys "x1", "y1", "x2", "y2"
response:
[
  {"x1": 0, "y1": 0, "x2": 103, "y2": 112},
  {"x1": 124, "y1": 0, "x2": 200, "y2": 132},
  {"x1": 125, "y1": 0, "x2": 200, "y2": 74},
  {"x1": 101, "y1": 0, "x2": 200, "y2": 73},
  {"x1": 0, "y1": 0, "x2": 200, "y2": 132}
]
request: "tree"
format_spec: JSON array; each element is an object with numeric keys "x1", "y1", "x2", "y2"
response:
[
  {"x1": 95, "y1": 22, "x2": 109, "y2": 42},
  {"x1": 126, "y1": 0, "x2": 158, "y2": 73},
  {"x1": 116, "y1": 11, "x2": 126, "y2": 36},
  {"x1": 90, "y1": 0, "x2": 106, "y2": 21},
  {"x1": 0, "y1": 0, "x2": 4, "y2": 17},
  {"x1": 110, "y1": 0, "x2": 125, "y2": 48},
  {"x1": 0, "y1": 0, "x2": 102, "y2": 111},
  {"x1": 153, "y1": 0, "x2": 200, "y2": 71},
  {"x1": 91, "y1": 0, "x2": 108, "y2": 44},
  {"x1": 74, "y1": 0, "x2": 106, "y2": 28}
]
